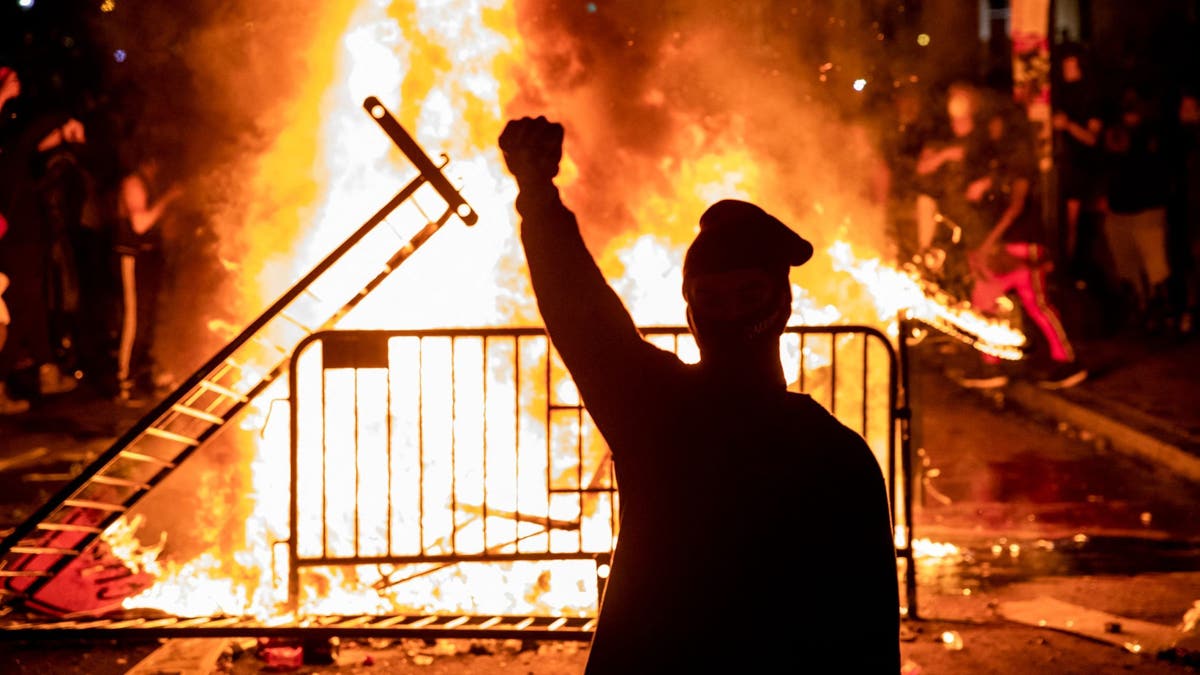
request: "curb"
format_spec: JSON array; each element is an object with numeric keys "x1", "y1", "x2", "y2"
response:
[{"x1": 1005, "y1": 381, "x2": 1200, "y2": 483}]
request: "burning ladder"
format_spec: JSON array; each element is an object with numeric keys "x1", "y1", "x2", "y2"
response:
[{"x1": 0, "y1": 97, "x2": 478, "y2": 617}]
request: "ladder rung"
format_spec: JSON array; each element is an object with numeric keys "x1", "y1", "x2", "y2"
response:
[
  {"x1": 278, "y1": 311, "x2": 314, "y2": 333},
  {"x1": 198, "y1": 379, "x2": 249, "y2": 402},
  {"x1": 89, "y1": 475, "x2": 152, "y2": 490},
  {"x1": 36, "y1": 522, "x2": 103, "y2": 534},
  {"x1": 118, "y1": 450, "x2": 176, "y2": 467},
  {"x1": 104, "y1": 618, "x2": 151, "y2": 630},
  {"x1": 370, "y1": 615, "x2": 408, "y2": 628},
  {"x1": 170, "y1": 404, "x2": 225, "y2": 425},
  {"x1": 62, "y1": 499, "x2": 127, "y2": 513},
  {"x1": 9, "y1": 545, "x2": 82, "y2": 556},
  {"x1": 0, "y1": 569, "x2": 53, "y2": 578},
  {"x1": 548, "y1": 403, "x2": 585, "y2": 411},
  {"x1": 254, "y1": 335, "x2": 289, "y2": 354},
  {"x1": 143, "y1": 427, "x2": 201, "y2": 446}
]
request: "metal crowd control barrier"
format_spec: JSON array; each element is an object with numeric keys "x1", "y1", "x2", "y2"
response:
[{"x1": 286, "y1": 325, "x2": 917, "y2": 624}]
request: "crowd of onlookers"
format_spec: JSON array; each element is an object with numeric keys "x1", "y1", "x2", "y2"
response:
[
  {"x1": 0, "y1": 63, "x2": 180, "y2": 414},
  {"x1": 871, "y1": 44, "x2": 1200, "y2": 389}
]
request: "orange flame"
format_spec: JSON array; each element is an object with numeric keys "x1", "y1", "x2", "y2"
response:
[{"x1": 109, "y1": 0, "x2": 1009, "y2": 618}]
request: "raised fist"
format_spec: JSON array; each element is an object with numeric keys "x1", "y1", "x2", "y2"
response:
[{"x1": 498, "y1": 116, "x2": 563, "y2": 186}]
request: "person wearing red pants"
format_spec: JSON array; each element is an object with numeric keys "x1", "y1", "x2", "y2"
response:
[{"x1": 956, "y1": 90, "x2": 1088, "y2": 390}]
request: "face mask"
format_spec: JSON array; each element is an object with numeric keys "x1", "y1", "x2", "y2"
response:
[{"x1": 685, "y1": 276, "x2": 791, "y2": 356}]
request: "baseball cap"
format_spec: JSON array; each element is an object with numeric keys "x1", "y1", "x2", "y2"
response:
[{"x1": 682, "y1": 199, "x2": 813, "y2": 283}]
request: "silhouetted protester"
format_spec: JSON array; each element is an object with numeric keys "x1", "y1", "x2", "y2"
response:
[
  {"x1": 57, "y1": 139, "x2": 117, "y2": 386},
  {"x1": 1099, "y1": 87, "x2": 1173, "y2": 335},
  {"x1": 1051, "y1": 44, "x2": 1104, "y2": 277},
  {"x1": 498, "y1": 116, "x2": 900, "y2": 674},
  {"x1": 34, "y1": 115, "x2": 96, "y2": 379},
  {"x1": 914, "y1": 80, "x2": 994, "y2": 302},
  {"x1": 956, "y1": 99, "x2": 1087, "y2": 390},
  {"x1": 0, "y1": 66, "x2": 80, "y2": 403},
  {"x1": 113, "y1": 141, "x2": 182, "y2": 403}
]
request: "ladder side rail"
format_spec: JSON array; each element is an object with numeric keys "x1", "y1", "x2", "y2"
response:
[{"x1": 317, "y1": 207, "x2": 456, "y2": 330}]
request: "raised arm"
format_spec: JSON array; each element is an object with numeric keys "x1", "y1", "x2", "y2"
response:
[
  {"x1": 120, "y1": 172, "x2": 181, "y2": 235},
  {"x1": 499, "y1": 116, "x2": 666, "y2": 392}
]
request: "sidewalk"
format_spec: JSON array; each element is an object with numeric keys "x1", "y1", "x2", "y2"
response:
[{"x1": 1004, "y1": 331, "x2": 1200, "y2": 481}]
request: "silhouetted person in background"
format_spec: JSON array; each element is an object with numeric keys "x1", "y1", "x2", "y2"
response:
[
  {"x1": 957, "y1": 99, "x2": 1087, "y2": 390},
  {"x1": 113, "y1": 141, "x2": 182, "y2": 403},
  {"x1": 35, "y1": 113, "x2": 94, "y2": 379},
  {"x1": 0, "y1": 65, "x2": 80, "y2": 405},
  {"x1": 914, "y1": 80, "x2": 995, "y2": 302},
  {"x1": 499, "y1": 116, "x2": 900, "y2": 674},
  {"x1": 1051, "y1": 44, "x2": 1104, "y2": 278},
  {"x1": 1099, "y1": 86, "x2": 1173, "y2": 334},
  {"x1": 0, "y1": 64, "x2": 26, "y2": 413}
]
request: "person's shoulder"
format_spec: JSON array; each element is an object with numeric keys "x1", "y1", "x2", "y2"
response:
[
  {"x1": 784, "y1": 392, "x2": 882, "y2": 468},
  {"x1": 784, "y1": 392, "x2": 862, "y2": 436}
]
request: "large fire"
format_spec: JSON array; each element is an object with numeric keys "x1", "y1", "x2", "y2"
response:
[{"x1": 101, "y1": 0, "x2": 1016, "y2": 620}]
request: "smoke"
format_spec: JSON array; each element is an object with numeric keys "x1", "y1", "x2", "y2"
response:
[
  {"x1": 102, "y1": 0, "x2": 348, "y2": 560},
  {"x1": 504, "y1": 0, "x2": 894, "y2": 263}
]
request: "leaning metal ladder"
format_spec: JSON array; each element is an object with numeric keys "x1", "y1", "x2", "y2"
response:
[{"x1": 0, "y1": 97, "x2": 478, "y2": 614}]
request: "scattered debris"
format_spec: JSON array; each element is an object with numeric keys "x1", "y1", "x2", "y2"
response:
[
  {"x1": 940, "y1": 630, "x2": 964, "y2": 650},
  {"x1": 124, "y1": 637, "x2": 232, "y2": 675},
  {"x1": 998, "y1": 596, "x2": 1180, "y2": 654}
]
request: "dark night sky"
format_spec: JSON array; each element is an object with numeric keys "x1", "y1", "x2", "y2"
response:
[
  {"x1": 1, "y1": 0, "x2": 318, "y2": 184},
  {"x1": 4, "y1": 1, "x2": 1197, "y2": 155},
  {"x1": 2, "y1": 0, "x2": 203, "y2": 182}
]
